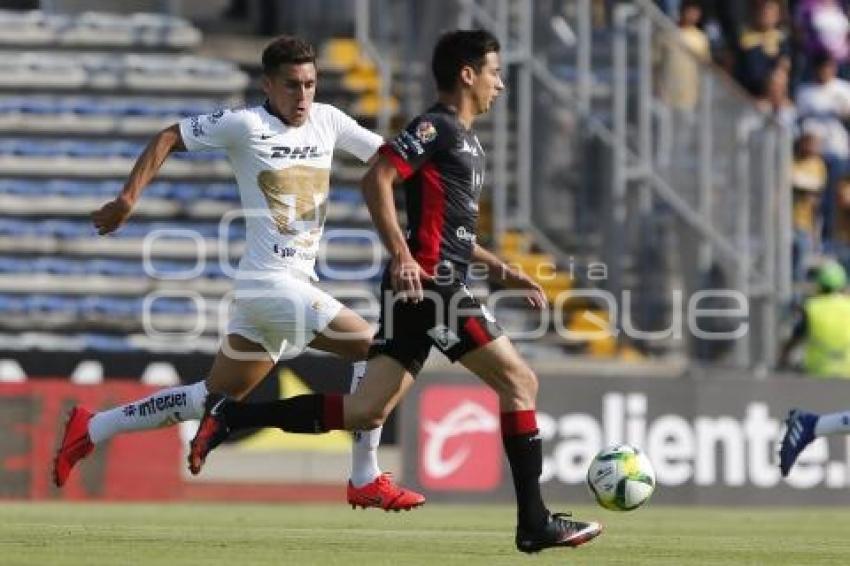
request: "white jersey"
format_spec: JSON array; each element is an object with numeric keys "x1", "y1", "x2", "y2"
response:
[{"x1": 179, "y1": 102, "x2": 382, "y2": 280}]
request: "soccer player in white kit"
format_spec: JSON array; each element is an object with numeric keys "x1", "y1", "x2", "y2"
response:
[{"x1": 52, "y1": 35, "x2": 424, "y2": 511}]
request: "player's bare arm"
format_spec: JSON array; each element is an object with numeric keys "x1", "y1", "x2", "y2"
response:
[
  {"x1": 361, "y1": 155, "x2": 430, "y2": 302},
  {"x1": 471, "y1": 243, "x2": 547, "y2": 309},
  {"x1": 91, "y1": 124, "x2": 186, "y2": 235}
]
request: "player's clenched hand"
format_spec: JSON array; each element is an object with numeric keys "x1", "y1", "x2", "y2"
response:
[
  {"x1": 504, "y1": 270, "x2": 548, "y2": 310},
  {"x1": 91, "y1": 195, "x2": 134, "y2": 235},
  {"x1": 390, "y1": 251, "x2": 431, "y2": 303}
]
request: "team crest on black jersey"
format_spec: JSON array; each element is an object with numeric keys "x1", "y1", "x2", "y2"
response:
[
  {"x1": 271, "y1": 146, "x2": 330, "y2": 159},
  {"x1": 415, "y1": 121, "x2": 437, "y2": 143}
]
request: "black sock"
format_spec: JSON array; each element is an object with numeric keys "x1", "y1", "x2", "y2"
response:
[
  {"x1": 502, "y1": 411, "x2": 549, "y2": 531},
  {"x1": 222, "y1": 393, "x2": 344, "y2": 433}
]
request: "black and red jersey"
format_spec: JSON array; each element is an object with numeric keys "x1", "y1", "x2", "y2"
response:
[{"x1": 379, "y1": 102, "x2": 486, "y2": 277}]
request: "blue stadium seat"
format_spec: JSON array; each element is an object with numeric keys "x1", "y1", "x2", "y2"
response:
[
  {"x1": 0, "y1": 179, "x2": 41, "y2": 195},
  {"x1": 0, "y1": 257, "x2": 30, "y2": 273},
  {"x1": 41, "y1": 219, "x2": 94, "y2": 238},
  {"x1": 13, "y1": 139, "x2": 64, "y2": 157},
  {"x1": 330, "y1": 186, "x2": 363, "y2": 203},
  {"x1": 113, "y1": 141, "x2": 144, "y2": 158},
  {"x1": 67, "y1": 97, "x2": 103, "y2": 115},
  {"x1": 0, "y1": 294, "x2": 26, "y2": 313},
  {"x1": 33, "y1": 257, "x2": 84, "y2": 275},
  {"x1": 0, "y1": 218, "x2": 36, "y2": 236},
  {"x1": 87, "y1": 258, "x2": 141, "y2": 277},
  {"x1": 27, "y1": 294, "x2": 78, "y2": 314},
  {"x1": 81, "y1": 333, "x2": 133, "y2": 352},
  {"x1": 18, "y1": 98, "x2": 56, "y2": 114},
  {"x1": 144, "y1": 182, "x2": 173, "y2": 199},
  {"x1": 95, "y1": 180, "x2": 123, "y2": 197},
  {"x1": 202, "y1": 183, "x2": 239, "y2": 201},
  {"x1": 47, "y1": 179, "x2": 87, "y2": 196},
  {"x1": 147, "y1": 296, "x2": 197, "y2": 315},
  {"x1": 169, "y1": 183, "x2": 202, "y2": 202},
  {"x1": 80, "y1": 296, "x2": 138, "y2": 317},
  {"x1": 66, "y1": 141, "x2": 112, "y2": 158}
]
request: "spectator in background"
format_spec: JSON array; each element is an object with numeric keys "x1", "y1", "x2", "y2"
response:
[
  {"x1": 780, "y1": 260, "x2": 850, "y2": 378},
  {"x1": 658, "y1": 0, "x2": 711, "y2": 112},
  {"x1": 791, "y1": 131, "x2": 828, "y2": 281},
  {"x1": 755, "y1": 66, "x2": 797, "y2": 127},
  {"x1": 736, "y1": 0, "x2": 791, "y2": 95},
  {"x1": 829, "y1": 174, "x2": 850, "y2": 267},
  {"x1": 796, "y1": 54, "x2": 850, "y2": 241},
  {"x1": 794, "y1": 0, "x2": 850, "y2": 80},
  {"x1": 700, "y1": 0, "x2": 749, "y2": 72}
]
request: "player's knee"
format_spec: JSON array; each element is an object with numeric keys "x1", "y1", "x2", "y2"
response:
[
  {"x1": 346, "y1": 399, "x2": 389, "y2": 429},
  {"x1": 360, "y1": 403, "x2": 390, "y2": 429},
  {"x1": 499, "y1": 364, "x2": 538, "y2": 406}
]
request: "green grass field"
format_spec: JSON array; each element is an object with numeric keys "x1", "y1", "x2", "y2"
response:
[{"x1": 1, "y1": 503, "x2": 849, "y2": 565}]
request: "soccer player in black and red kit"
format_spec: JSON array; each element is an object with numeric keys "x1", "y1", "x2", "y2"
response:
[{"x1": 190, "y1": 29, "x2": 602, "y2": 553}]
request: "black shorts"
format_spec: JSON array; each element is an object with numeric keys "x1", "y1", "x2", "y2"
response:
[{"x1": 367, "y1": 273, "x2": 502, "y2": 375}]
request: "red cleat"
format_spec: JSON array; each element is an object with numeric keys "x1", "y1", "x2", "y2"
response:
[
  {"x1": 52, "y1": 406, "x2": 94, "y2": 487},
  {"x1": 347, "y1": 473, "x2": 426, "y2": 511}
]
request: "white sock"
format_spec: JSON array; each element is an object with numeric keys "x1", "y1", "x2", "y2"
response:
[
  {"x1": 349, "y1": 361, "x2": 382, "y2": 487},
  {"x1": 815, "y1": 411, "x2": 850, "y2": 437},
  {"x1": 88, "y1": 381, "x2": 208, "y2": 444}
]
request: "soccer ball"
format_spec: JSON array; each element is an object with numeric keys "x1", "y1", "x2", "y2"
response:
[{"x1": 586, "y1": 444, "x2": 655, "y2": 511}]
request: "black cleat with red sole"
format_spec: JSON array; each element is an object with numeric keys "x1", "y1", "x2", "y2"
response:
[{"x1": 515, "y1": 512, "x2": 602, "y2": 553}]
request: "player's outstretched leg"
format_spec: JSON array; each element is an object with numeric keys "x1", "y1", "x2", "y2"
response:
[
  {"x1": 345, "y1": 361, "x2": 424, "y2": 511},
  {"x1": 779, "y1": 409, "x2": 818, "y2": 477},
  {"x1": 188, "y1": 393, "x2": 231, "y2": 475},
  {"x1": 53, "y1": 406, "x2": 95, "y2": 487},
  {"x1": 189, "y1": 390, "x2": 426, "y2": 511},
  {"x1": 52, "y1": 380, "x2": 210, "y2": 488}
]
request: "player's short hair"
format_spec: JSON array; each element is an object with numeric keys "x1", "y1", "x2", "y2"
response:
[
  {"x1": 262, "y1": 35, "x2": 316, "y2": 75},
  {"x1": 431, "y1": 29, "x2": 501, "y2": 93}
]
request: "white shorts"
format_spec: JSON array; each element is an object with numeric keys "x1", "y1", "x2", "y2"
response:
[{"x1": 226, "y1": 270, "x2": 344, "y2": 362}]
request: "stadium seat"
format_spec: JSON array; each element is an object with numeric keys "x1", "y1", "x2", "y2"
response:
[
  {"x1": 0, "y1": 257, "x2": 29, "y2": 273},
  {"x1": 352, "y1": 93, "x2": 400, "y2": 119},
  {"x1": 0, "y1": 294, "x2": 25, "y2": 313},
  {"x1": 321, "y1": 38, "x2": 362, "y2": 71},
  {"x1": 27, "y1": 294, "x2": 78, "y2": 314},
  {"x1": 567, "y1": 308, "x2": 618, "y2": 357},
  {"x1": 342, "y1": 63, "x2": 381, "y2": 93},
  {"x1": 0, "y1": 10, "x2": 201, "y2": 49},
  {"x1": 82, "y1": 333, "x2": 133, "y2": 351}
]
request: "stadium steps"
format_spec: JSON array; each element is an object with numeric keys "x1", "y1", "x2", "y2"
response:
[{"x1": 497, "y1": 229, "x2": 643, "y2": 360}]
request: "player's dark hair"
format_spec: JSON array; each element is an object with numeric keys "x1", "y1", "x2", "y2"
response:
[
  {"x1": 431, "y1": 29, "x2": 501, "y2": 93},
  {"x1": 262, "y1": 35, "x2": 316, "y2": 75}
]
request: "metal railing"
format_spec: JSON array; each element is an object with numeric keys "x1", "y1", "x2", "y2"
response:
[{"x1": 355, "y1": 0, "x2": 792, "y2": 370}]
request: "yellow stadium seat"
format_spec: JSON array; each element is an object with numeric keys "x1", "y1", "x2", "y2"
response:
[
  {"x1": 539, "y1": 273, "x2": 573, "y2": 303},
  {"x1": 353, "y1": 93, "x2": 400, "y2": 118},
  {"x1": 321, "y1": 38, "x2": 361, "y2": 71},
  {"x1": 617, "y1": 344, "x2": 645, "y2": 361},
  {"x1": 568, "y1": 308, "x2": 618, "y2": 358},
  {"x1": 342, "y1": 65, "x2": 380, "y2": 92},
  {"x1": 499, "y1": 230, "x2": 531, "y2": 254},
  {"x1": 501, "y1": 251, "x2": 557, "y2": 280}
]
